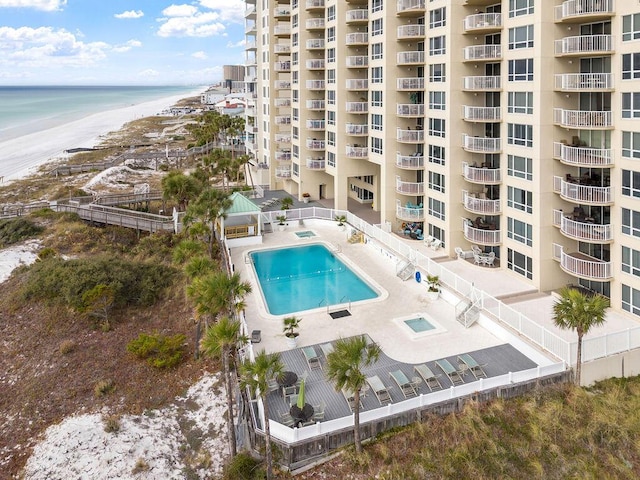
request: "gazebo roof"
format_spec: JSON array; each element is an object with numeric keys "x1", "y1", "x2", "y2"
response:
[{"x1": 225, "y1": 192, "x2": 261, "y2": 215}]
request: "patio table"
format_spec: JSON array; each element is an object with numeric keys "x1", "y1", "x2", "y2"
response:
[{"x1": 277, "y1": 371, "x2": 298, "y2": 388}]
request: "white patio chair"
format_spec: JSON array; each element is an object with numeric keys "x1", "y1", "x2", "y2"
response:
[{"x1": 430, "y1": 239, "x2": 442, "y2": 251}]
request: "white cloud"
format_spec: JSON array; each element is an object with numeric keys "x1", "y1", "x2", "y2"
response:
[
  {"x1": 191, "y1": 51, "x2": 207, "y2": 59},
  {"x1": 138, "y1": 68, "x2": 159, "y2": 78},
  {"x1": 157, "y1": 12, "x2": 225, "y2": 38},
  {"x1": 156, "y1": 0, "x2": 244, "y2": 38},
  {"x1": 198, "y1": 0, "x2": 245, "y2": 23},
  {"x1": 0, "y1": 0, "x2": 66, "y2": 11},
  {"x1": 226, "y1": 39, "x2": 244, "y2": 48},
  {"x1": 112, "y1": 39, "x2": 142, "y2": 53},
  {"x1": 114, "y1": 10, "x2": 144, "y2": 19},
  {"x1": 161, "y1": 4, "x2": 198, "y2": 17}
]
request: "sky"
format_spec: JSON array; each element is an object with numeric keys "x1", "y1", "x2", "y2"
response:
[{"x1": 0, "y1": 0, "x2": 247, "y2": 85}]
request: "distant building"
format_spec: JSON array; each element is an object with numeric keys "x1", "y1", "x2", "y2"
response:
[{"x1": 224, "y1": 65, "x2": 246, "y2": 93}]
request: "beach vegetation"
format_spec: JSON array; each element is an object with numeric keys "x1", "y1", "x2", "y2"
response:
[
  {"x1": 94, "y1": 378, "x2": 116, "y2": 397},
  {"x1": 172, "y1": 238, "x2": 206, "y2": 265},
  {"x1": 280, "y1": 196, "x2": 294, "y2": 210},
  {"x1": 161, "y1": 171, "x2": 203, "y2": 211},
  {"x1": 186, "y1": 271, "x2": 251, "y2": 323},
  {"x1": 184, "y1": 256, "x2": 217, "y2": 280},
  {"x1": 223, "y1": 453, "x2": 264, "y2": 480},
  {"x1": 102, "y1": 414, "x2": 121, "y2": 433},
  {"x1": 0, "y1": 217, "x2": 44, "y2": 247},
  {"x1": 127, "y1": 332, "x2": 186, "y2": 369},
  {"x1": 58, "y1": 339, "x2": 77, "y2": 355},
  {"x1": 80, "y1": 284, "x2": 116, "y2": 331},
  {"x1": 183, "y1": 188, "x2": 232, "y2": 258}
]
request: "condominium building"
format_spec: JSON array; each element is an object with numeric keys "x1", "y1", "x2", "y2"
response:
[{"x1": 243, "y1": 0, "x2": 640, "y2": 318}]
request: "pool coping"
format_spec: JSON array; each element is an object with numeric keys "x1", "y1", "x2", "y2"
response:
[{"x1": 393, "y1": 312, "x2": 448, "y2": 340}]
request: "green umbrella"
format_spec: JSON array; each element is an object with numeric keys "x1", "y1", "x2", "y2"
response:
[{"x1": 297, "y1": 378, "x2": 305, "y2": 409}]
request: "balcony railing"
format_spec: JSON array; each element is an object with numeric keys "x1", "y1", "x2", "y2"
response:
[
  {"x1": 275, "y1": 61, "x2": 291, "y2": 72},
  {"x1": 345, "y1": 146, "x2": 368, "y2": 158},
  {"x1": 306, "y1": 18, "x2": 325, "y2": 29},
  {"x1": 306, "y1": 158, "x2": 326, "y2": 170},
  {"x1": 397, "y1": 24, "x2": 425, "y2": 39},
  {"x1": 397, "y1": 0, "x2": 425, "y2": 15},
  {"x1": 306, "y1": 39, "x2": 325, "y2": 49},
  {"x1": 555, "y1": 34, "x2": 613, "y2": 55},
  {"x1": 306, "y1": 79, "x2": 325, "y2": 90},
  {"x1": 397, "y1": 51, "x2": 425, "y2": 64},
  {"x1": 346, "y1": 123, "x2": 368, "y2": 135},
  {"x1": 463, "y1": 13, "x2": 502, "y2": 32},
  {"x1": 396, "y1": 201, "x2": 425, "y2": 221},
  {"x1": 554, "y1": 72, "x2": 613, "y2": 91},
  {"x1": 397, "y1": 77, "x2": 424, "y2": 90},
  {"x1": 346, "y1": 9, "x2": 368, "y2": 22},
  {"x1": 553, "y1": 142, "x2": 613, "y2": 167},
  {"x1": 306, "y1": 139, "x2": 325, "y2": 150},
  {"x1": 275, "y1": 150, "x2": 291, "y2": 161},
  {"x1": 345, "y1": 102, "x2": 368, "y2": 113},
  {"x1": 463, "y1": 106, "x2": 501, "y2": 122},
  {"x1": 552, "y1": 244, "x2": 612, "y2": 280},
  {"x1": 306, "y1": 59, "x2": 325, "y2": 70},
  {"x1": 245, "y1": 23, "x2": 256, "y2": 34},
  {"x1": 275, "y1": 165, "x2": 292, "y2": 178},
  {"x1": 346, "y1": 55, "x2": 368, "y2": 68},
  {"x1": 345, "y1": 32, "x2": 369, "y2": 45},
  {"x1": 346, "y1": 79, "x2": 368, "y2": 90},
  {"x1": 462, "y1": 162, "x2": 501, "y2": 184},
  {"x1": 396, "y1": 152, "x2": 424, "y2": 170},
  {"x1": 306, "y1": 119, "x2": 325, "y2": 130},
  {"x1": 274, "y1": 98, "x2": 291, "y2": 107},
  {"x1": 463, "y1": 135, "x2": 501, "y2": 153},
  {"x1": 274, "y1": 80, "x2": 291, "y2": 89},
  {"x1": 306, "y1": 99, "x2": 325, "y2": 110},
  {"x1": 397, "y1": 128, "x2": 424, "y2": 143},
  {"x1": 463, "y1": 191, "x2": 501, "y2": 214},
  {"x1": 463, "y1": 76, "x2": 501, "y2": 91},
  {"x1": 396, "y1": 176, "x2": 424, "y2": 195},
  {"x1": 555, "y1": 0, "x2": 614, "y2": 22},
  {"x1": 274, "y1": 7, "x2": 291, "y2": 17},
  {"x1": 463, "y1": 44, "x2": 501, "y2": 61},
  {"x1": 273, "y1": 26, "x2": 291, "y2": 36},
  {"x1": 275, "y1": 134, "x2": 291, "y2": 144},
  {"x1": 274, "y1": 115, "x2": 291, "y2": 125},
  {"x1": 553, "y1": 209, "x2": 613, "y2": 243},
  {"x1": 553, "y1": 176, "x2": 613, "y2": 205},
  {"x1": 463, "y1": 222, "x2": 501, "y2": 246},
  {"x1": 305, "y1": 0, "x2": 325, "y2": 10},
  {"x1": 274, "y1": 44, "x2": 291, "y2": 54},
  {"x1": 553, "y1": 108, "x2": 613, "y2": 129},
  {"x1": 397, "y1": 104, "x2": 425, "y2": 117}
]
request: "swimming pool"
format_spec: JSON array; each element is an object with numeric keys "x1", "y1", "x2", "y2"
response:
[
  {"x1": 250, "y1": 243, "x2": 379, "y2": 315},
  {"x1": 404, "y1": 317, "x2": 435, "y2": 333}
]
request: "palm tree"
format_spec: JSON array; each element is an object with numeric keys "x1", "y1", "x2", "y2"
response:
[
  {"x1": 552, "y1": 286, "x2": 610, "y2": 385},
  {"x1": 184, "y1": 188, "x2": 232, "y2": 258},
  {"x1": 325, "y1": 335, "x2": 381, "y2": 454},
  {"x1": 239, "y1": 350, "x2": 284, "y2": 480},
  {"x1": 161, "y1": 171, "x2": 202, "y2": 211},
  {"x1": 201, "y1": 316, "x2": 246, "y2": 457},
  {"x1": 187, "y1": 271, "x2": 252, "y2": 324}
]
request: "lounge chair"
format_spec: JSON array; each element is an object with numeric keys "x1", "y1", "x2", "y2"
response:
[
  {"x1": 435, "y1": 359, "x2": 465, "y2": 385},
  {"x1": 366, "y1": 375, "x2": 392, "y2": 405},
  {"x1": 320, "y1": 342, "x2": 334, "y2": 358},
  {"x1": 279, "y1": 411, "x2": 296, "y2": 427},
  {"x1": 302, "y1": 346, "x2": 322, "y2": 371},
  {"x1": 457, "y1": 353, "x2": 488, "y2": 380},
  {"x1": 342, "y1": 388, "x2": 363, "y2": 412},
  {"x1": 430, "y1": 239, "x2": 442, "y2": 251},
  {"x1": 312, "y1": 401, "x2": 326, "y2": 422},
  {"x1": 389, "y1": 370, "x2": 418, "y2": 399},
  {"x1": 413, "y1": 364, "x2": 443, "y2": 391}
]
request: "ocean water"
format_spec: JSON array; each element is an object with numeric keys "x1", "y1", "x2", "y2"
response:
[{"x1": 0, "y1": 85, "x2": 202, "y2": 143}]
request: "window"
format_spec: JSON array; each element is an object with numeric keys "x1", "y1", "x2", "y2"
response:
[
  {"x1": 622, "y1": 284, "x2": 640, "y2": 317},
  {"x1": 508, "y1": 186, "x2": 532, "y2": 213},
  {"x1": 623, "y1": 170, "x2": 640, "y2": 198},
  {"x1": 429, "y1": 36, "x2": 446, "y2": 56},
  {"x1": 372, "y1": 66, "x2": 383, "y2": 83},
  {"x1": 372, "y1": 43, "x2": 383, "y2": 60},
  {"x1": 327, "y1": 69, "x2": 335, "y2": 84},
  {"x1": 429, "y1": 63, "x2": 445, "y2": 82},
  {"x1": 429, "y1": 118, "x2": 445, "y2": 137},
  {"x1": 507, "y1": 123, "x2": 533, "y2": 147},
  {"x1": 292, "y1": 163, "x2": 299, "y2": 177},
  {"x1": 622, "y1": 93, "x2": 640, "y2": 119},
  {"x1": 328, "y1": 110, "x2": 335, "y2": 125},
  {"x1": 428, "y1": 171, "x2": 445, "y2": 193},
  {"x1": 292, "y1": 51, "x2": 298, "y2": 66},
  {"x1": 428, "y1": 225, "x2": 445, "y2": 248},
  {"x1": 509, "y1": 0, "x2": 533, "y2": 18},
  {"x1": 292, "y1": 145, "x2": 299, "y2": 159},
  {"x1": 372, "y1": 18, "x2": 383, "y2": 36},
  {"x1": 428, "y1": 144, "x2": 445, "y2": 165},
  {"x1": 327, "y1": 27, "x2": 335, "y2": 42},
  {"x1": 292, "y1": 108, "x2": 298, "y2": 122},
  {"x1": 327, "y1": 151, "x2": 335, "y2": 167},
  {"x1": 372, "y1": 90, "x2": 383, "y2": 107},
  {"x1": 429, "y1": 7, "x2": 446, "y2": 28},
  {"x1": 292, "y1": 14, "x2": 298, "y2": 29},
  {"x1": 327, "y1": 90, "x2": 335, "y2": 105},
  {"x1": 327, "y1": 48, "x2": 335, "y2": 63},
  {"x1": 622, "y1": 208, "x2": 640, "y2": 238},
  {"x1": 507, "y1": 154, "x2": 533, "y2": 181},
  {"x1": 507, "y1": 248, "x2": 533, "y2": 279},
  {"x1": 623, "y1": 13, "x2": 640, "y2": 42},
  {"x1": 327, "y1": 131, "x2": 335, "y2": 146},
  {"x1": 292, "y1": 71, "x2": 298, "y2": 85},
  {"x1": 622, "y1": 131, "x2": 640, "y2": 158},
  {"x1": 508, "y1": 92, "x2": 533, "y2": 114},
  {"x1": 292, "y1": 126, "x2": 299, "y2": 140},
  {"x1": 622, "y1": 246, "x2": 640, "y2": 277},
  {"x1": 508, "y1": 25, "x2": 534, "y2": 49},
  {"x1": 372, "y1": 0, "x2": 383, "y2": 13},
  {"x1": 292, "y1": 90, "x2": 298, "y2": 103},
  {"x1": 292, "y1": 33, "x2": 298, "y2": 47},
  {"x1": 428, "y1": 91, "x2": 445, "y2": 110},
  {"x1": 622, "y1": 53, "x2": 640, "y2": 80},
  {"x1": 371, "y1": 137, "x2": 383, "y2": 154},
  {"x1": 371, "y1": 113, "x2": 383, "y2": 131},
  {"x1": 508, "y1": 59, "x2": 534, "y2": 81},
  {"x1": 507, "y1": 217, "x2": 533, "y2": 246},
  {"x1": 428, "y1": 198, "x2": 445, "y2": 220},
  {"x1": 327, "y1": 5, "x2": 335, "y2": 21}
]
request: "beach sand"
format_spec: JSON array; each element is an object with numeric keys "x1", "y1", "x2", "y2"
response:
[{"x1": 0, "y1": 88, "x2": 204, "y2": 182}]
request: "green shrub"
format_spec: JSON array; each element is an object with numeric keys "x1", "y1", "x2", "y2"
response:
[
  {"x1": 103, "y1": 414, "x2": 121, "y2": 433},
  {"x1": 223, "y1": 452, "x2": 265, "y2": 480},
  {"x1": 0, "y1": 218, "x2": 44, "y2": 247},
  {"x1": 127, "y1": 332, "x2": 186, "y2": 369},
  {"x1": 59, "y1": 339, "x2": 76, "y2": 355},
  {"x1": 37, "y1": 247, "x2": 57, "y2": 261},
  {"x1": 94, "y1": 379, "x2": 115, "y2": 397}
]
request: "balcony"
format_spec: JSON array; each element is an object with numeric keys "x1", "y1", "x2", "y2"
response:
[
  {"x1": 397, "y1": 0, "x2": 425, "y2": 16},
  {"x1": 555, "y1": 34, "x2": 613, "y2": 56},
  {"x1": 463, "y1": 13, "x2": 502, "y2": 33},
  {"x1": 306, "y1": 139, "x2": 325, "y2": 150},
  {"x1": 275, "y1": 134, "x2": 291, "y2": 144},
  {"x1": 397, "y1": 128, "x2": 424, "y2": 143},
  {"x1": 397, "y1": 24, "x2": 425, "y2": 40},
  {"x1": 274, "y1": 98, "x2": 291, "y2": 108},
  {"x1": 274, "y1": 44, "x2": 291, "y2": 54},
  {"x1": 396, "y1": 152, "x2": 424, "y2": 170},
  {"x1": 346, "y1": 123, "x2": 368, "y2": 136},
  {"x1": 397, "y1": 77, "x2": 425, "y2": 90},
  {"x1": 462, "y1": 135, "x2": 501, "y2": 153},
  {"x1": 396, "y1": 176, "x2": 424, "y2": 195},
  {"x1": 345, "y1": 102, "x2": 368, "y2": 113},
  {"x1": 553, "y1": 176, "x2": 613, "y2": 205},
  {"x1": 305, "y1": 0, "x2": 325, "y2": 11},
  {"x1": 462, "y1": 162, "x2": 501, "y2": 185},
  {"x1": 306, "y1": 18, "x2": 325, "y2": 30},
  {"x1": 463, "y1": 106, "x2": 501, "y2": 122},
  {"x1": 463, "y1": 45, "x2": 501, "y2": 62},
  {"x1": 397, "y1": 51, "x2": 425, "y2": 65},
  {"x1": 306, "y1": 59, "x2": 325, "y2": 70},
  {"x1": 306, "y1": 119, "x2": 325, "y2": 130},
  {"x1": 554, "y1": 73, "x2": 613, "y2": 91},
  {"x1": 553, "y1": 209, "x2": 613, "y2": 244},
  {"x1": 306, "y1": 99, "x2": 325, "y2": 110},
  {"x1": 245, "y1": 23, "x2": 256, "y2": 34},
  {"x1": 275, "y1": 165, "x2": 292, "y2": 178},
  {"x1": 245, "y1": 5, "x2": 255, "y2": 18},
  {"x1": 274, "y1": 80, "x2": 291, "y2": 89},
  {"x1": 463, "y1": 191, "x2": 501, "y2": 215},
  {"x1": 553, "y1": 142, "x2": 613, "y2": 167},
  {"x1": 306, "y1": 158, "x2": 325, "y2": 170},
  {"x1": 553, "y1": 108, "x2": 613, "y2": 129},
  {"x1": 306, "y1": 79, "x2": 325, "y2": 90},
  {"x1": 346, "y1": 9, "x2": 368, "y2": 23},
  {"x1": 345, "y1": 32, "x2": 368, "y2": 45},
  {"x1": 345, "y1": 146, "x2": 368, "y2": 158},
  {"x1": 245, "y1": 40, "x2": 256, "y2": 50},
  {"x1": 397, "y1": 104, "x2": 425, "y2": 117},
  {"x1": 306, "y1": 39, "x2": 325, "y2": 50},
  {"x1": 463, "y1": 221, "x2": 501, "y2": 246},
  {"x1": 555, "y1": 0, "x2": 614, "y2": 23},
  {"x1": 462, "y1": 76, "x2": 501, "y2": 91},
  {"x1": 346, "y1": 55, "x2": 368, "y2": 68},
  {"x1": 552, "y1": 244, "x2": 612, "y2": 281},
  {"x1": 274, "y1": 6, "x2": 290, "y2": 18},
  {"x1": 346, "y1": 78, "x2": 368, "y2": 90},
  {"x1": 396, "y1": 200, "x2": 425, "y2": 221},
  {"x1": 273, "y1": 25, "x2": 291, "y2": 37},
  {"x1": 274, "y1": 115, "x2": 291, "y2": 125},
  {"x1": 275, "y1": 150, "x2": 291, "y2": 161},
  {"x1": 275, "y1": 61, "x2": 291, "y2": 72}
]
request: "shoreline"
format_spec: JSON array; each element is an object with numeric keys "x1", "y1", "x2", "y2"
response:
[{"x1": 0, "y1": 87, "x2": 205, "y2": 182}]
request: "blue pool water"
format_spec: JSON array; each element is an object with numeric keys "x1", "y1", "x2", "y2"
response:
[
  {"x1": 295, "y1": 230, "x2": 316, "y2": 238},
  {"x1": 404, "y1": 317, "x2": 435, "y2": 333},
  {"x1": 250, "y1": 244, "x2": 378, "y2": 315}
]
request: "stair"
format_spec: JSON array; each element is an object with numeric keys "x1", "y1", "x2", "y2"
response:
[{"x1": 396, "y1": 261, "x2": 415, "y2": 281}]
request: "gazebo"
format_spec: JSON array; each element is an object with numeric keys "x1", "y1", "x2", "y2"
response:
[{"x1": 220, "y1": 192, "x2": 263, "y2": 246}]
